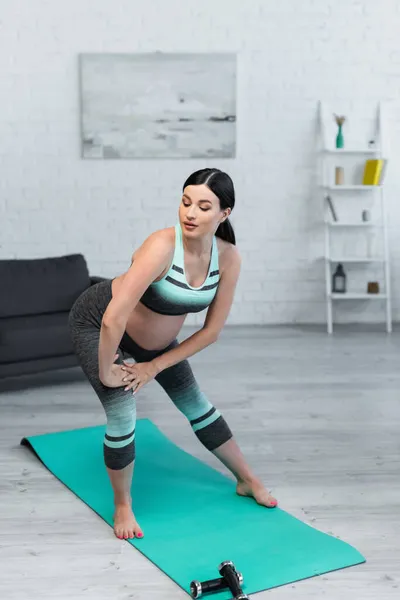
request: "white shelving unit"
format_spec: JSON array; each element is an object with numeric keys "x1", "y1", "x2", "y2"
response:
[
  {"x1": 325, "y1": 185, "x2": 382, "y2": 191},
  {"x1": 318, "y1": 101, "x2": 392, "y2": 334}
]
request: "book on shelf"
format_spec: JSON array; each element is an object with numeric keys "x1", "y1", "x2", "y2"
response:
[
  {"x1": 379, "y1": 159, "x2": 388, "y2": 184},
  {"x1": 362, "y1": 158, "x2": 388, "y2": 185},
  {"x1": 325, "y1": 195, "x2": 338, "y2": 221}
]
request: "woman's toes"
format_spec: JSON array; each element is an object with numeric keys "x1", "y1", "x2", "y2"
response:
[
  {"x1": 113, "y1": 522, "x2": 143, "y2": 540},
  {"x1": 256, "y1": 489, "x2": 277, "y2": 508},
  {"x1": 236, "y1": 479, "x2": 278, "y2": 508}
]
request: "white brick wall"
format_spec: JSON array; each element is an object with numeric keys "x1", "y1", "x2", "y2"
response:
[{"x1": 1, "y1": 0, "x2": 400, "y2": 326}]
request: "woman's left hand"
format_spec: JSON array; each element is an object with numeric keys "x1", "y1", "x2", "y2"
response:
[{"x1": 120, "y1": 360, "x2": 159, "y2": 394}]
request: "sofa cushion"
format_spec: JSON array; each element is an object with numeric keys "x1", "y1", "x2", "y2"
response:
[
  {"x1": 0, "y1": 312, "x2": 74, "y2": 364},
  {"x1": 0, "y1": 254, "x2": 90, "y2": 318}
]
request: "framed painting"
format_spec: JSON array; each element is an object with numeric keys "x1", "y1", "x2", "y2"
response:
[{"x1": 79, "y1": 52, "x2": 236, "y2": 159}]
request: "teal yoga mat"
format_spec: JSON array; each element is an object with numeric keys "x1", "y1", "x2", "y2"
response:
[{"x1": 21, "y1": 419, "x2": 365, "y2": 598}]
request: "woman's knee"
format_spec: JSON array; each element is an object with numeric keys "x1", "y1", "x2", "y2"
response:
[{"x1": 191, "y1": 409, "x2": 233, "y2": 451}]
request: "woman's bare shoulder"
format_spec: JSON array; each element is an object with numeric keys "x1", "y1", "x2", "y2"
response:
[
  {"x1": 216, "y1": 237, "x2": 241, "y2": 274},
  {"x1": 130, "y1": 227, "x2": 175, "y2": 263}
]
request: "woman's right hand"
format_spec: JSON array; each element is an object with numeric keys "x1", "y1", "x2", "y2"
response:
[{"x1": 100, "y1": 354, "x2": 127, "y2": 388}]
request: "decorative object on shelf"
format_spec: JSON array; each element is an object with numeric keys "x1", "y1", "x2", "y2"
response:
[
  {"x1": 378, "y1": 159, "x2": 388, "y2": 184},
  {"x1": 326, "y1": 195, "x2": 338, "y2": 221},
  {"x1": 335, "y1": 166, "x2": 344, "y2": 185},
  {"x1": 362, "y1": 159, "x2": 385, "y2": 185},
  {"x1": 332, "y1": 263, "x2": 347, "y2": 293},
  {"x1": 367, "y1": 281, "x2": 380, "y2": 294},
  {"x1": 334, "y1": 114, "x2": 346, "y2": 148},
  {"x1": 362, "y1": 209, "x2": 371, "y2": 222}
]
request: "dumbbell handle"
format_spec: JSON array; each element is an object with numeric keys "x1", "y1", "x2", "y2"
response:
[
  {"x1": 190, "y1": 578, "x2": 225, "y2": 598},
  {"x1": 190, "y1": 573, "x2": 243, "y2": 598},
  {"x1": 219, "y1": 563, "x2": 248, "y2": 598}
]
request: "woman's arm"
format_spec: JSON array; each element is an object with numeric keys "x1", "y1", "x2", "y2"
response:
[
  {"x1": 152, "y1": 246, "x2": 241, "y2": 374},
  {"x1": 98, "y1": 319, "x2": 128, "y2": 383},
  {"x1": 98, "y1": 231, "x2": 172, "y2": 384},
  {"x1": 152, "y1": 328, "x2": 217, "y2": 374}
]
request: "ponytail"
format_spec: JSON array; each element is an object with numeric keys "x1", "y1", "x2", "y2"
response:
[{"x1": 216, "y1": 217, "x2": 236, "y2": 245}]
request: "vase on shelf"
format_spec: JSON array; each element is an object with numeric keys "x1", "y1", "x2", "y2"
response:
[
  {"x1": 335, "y1": 166, "x2": 344, "y2": 185},
  {"x1": 334, "y1": 114, "x2": 346, "y2": 148},
  {"x1": 336, "y1": 124, "x2": 344, "y2": 148}
]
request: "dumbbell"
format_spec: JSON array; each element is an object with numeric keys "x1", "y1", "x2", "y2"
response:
[
  {"x1": 218, "y1": 560, "x2": 250, "y2": 599},
  {"x1": 190, "y1": 569, "x2": 244, "y2": 598}
]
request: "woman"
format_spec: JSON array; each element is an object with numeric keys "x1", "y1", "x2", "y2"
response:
[{"x1": 69, "y1": 168, "x2": 277, "y2": 541}]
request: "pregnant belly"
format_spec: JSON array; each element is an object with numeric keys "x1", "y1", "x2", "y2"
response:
[
  {"x1": 111, "y1": 274, "x2": 187, "y2": 351},
  {"x1": 125, "y1": 300, "x2": 187, "y2": 351}
]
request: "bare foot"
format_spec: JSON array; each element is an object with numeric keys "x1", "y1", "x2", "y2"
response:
[
  {"x1": 113, "y1": 503, "x2": 143, "y2": 539},
  {"x1": 236, "y1": 478, "x2": 278, "y2": 508}
]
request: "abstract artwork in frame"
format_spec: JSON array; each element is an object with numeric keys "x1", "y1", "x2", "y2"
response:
[{"x1": 79, "y1": 52, "x2": 237, "y2": 159}]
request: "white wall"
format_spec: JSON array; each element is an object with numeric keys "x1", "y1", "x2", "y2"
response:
[{"x1": 1, "y1": 0, "x2": 400, "y2": 326}]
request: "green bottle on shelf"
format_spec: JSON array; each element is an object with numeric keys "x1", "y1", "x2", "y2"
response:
[
  {"x1": 334, "y1": 114, "x2": 346, "y2": 148},
  {"x1": 336, "y1": 124, "x2": 344, "y2": 148}
]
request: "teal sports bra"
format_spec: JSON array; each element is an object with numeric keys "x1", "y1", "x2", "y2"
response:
[{"x1": 139, "y1": 223, "x2": 220, "y2": 315}]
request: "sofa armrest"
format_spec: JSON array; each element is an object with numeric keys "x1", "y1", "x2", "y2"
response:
[{"x1": 90, "y1": 276, "x2": 108, "y2": 286}]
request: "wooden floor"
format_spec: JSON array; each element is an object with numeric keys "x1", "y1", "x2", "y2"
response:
[{"x1": 1, "y1": 325, "x2": 399, "y2": 599}]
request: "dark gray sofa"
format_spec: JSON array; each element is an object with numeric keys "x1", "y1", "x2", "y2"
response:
[{"x1": 0, "y1": 254, "x2": 106, "y2": 379}]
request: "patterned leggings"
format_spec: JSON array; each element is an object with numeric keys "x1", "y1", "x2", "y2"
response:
[{"x1": 68, "y1": 280, "x2": 232, "y2": 470}]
